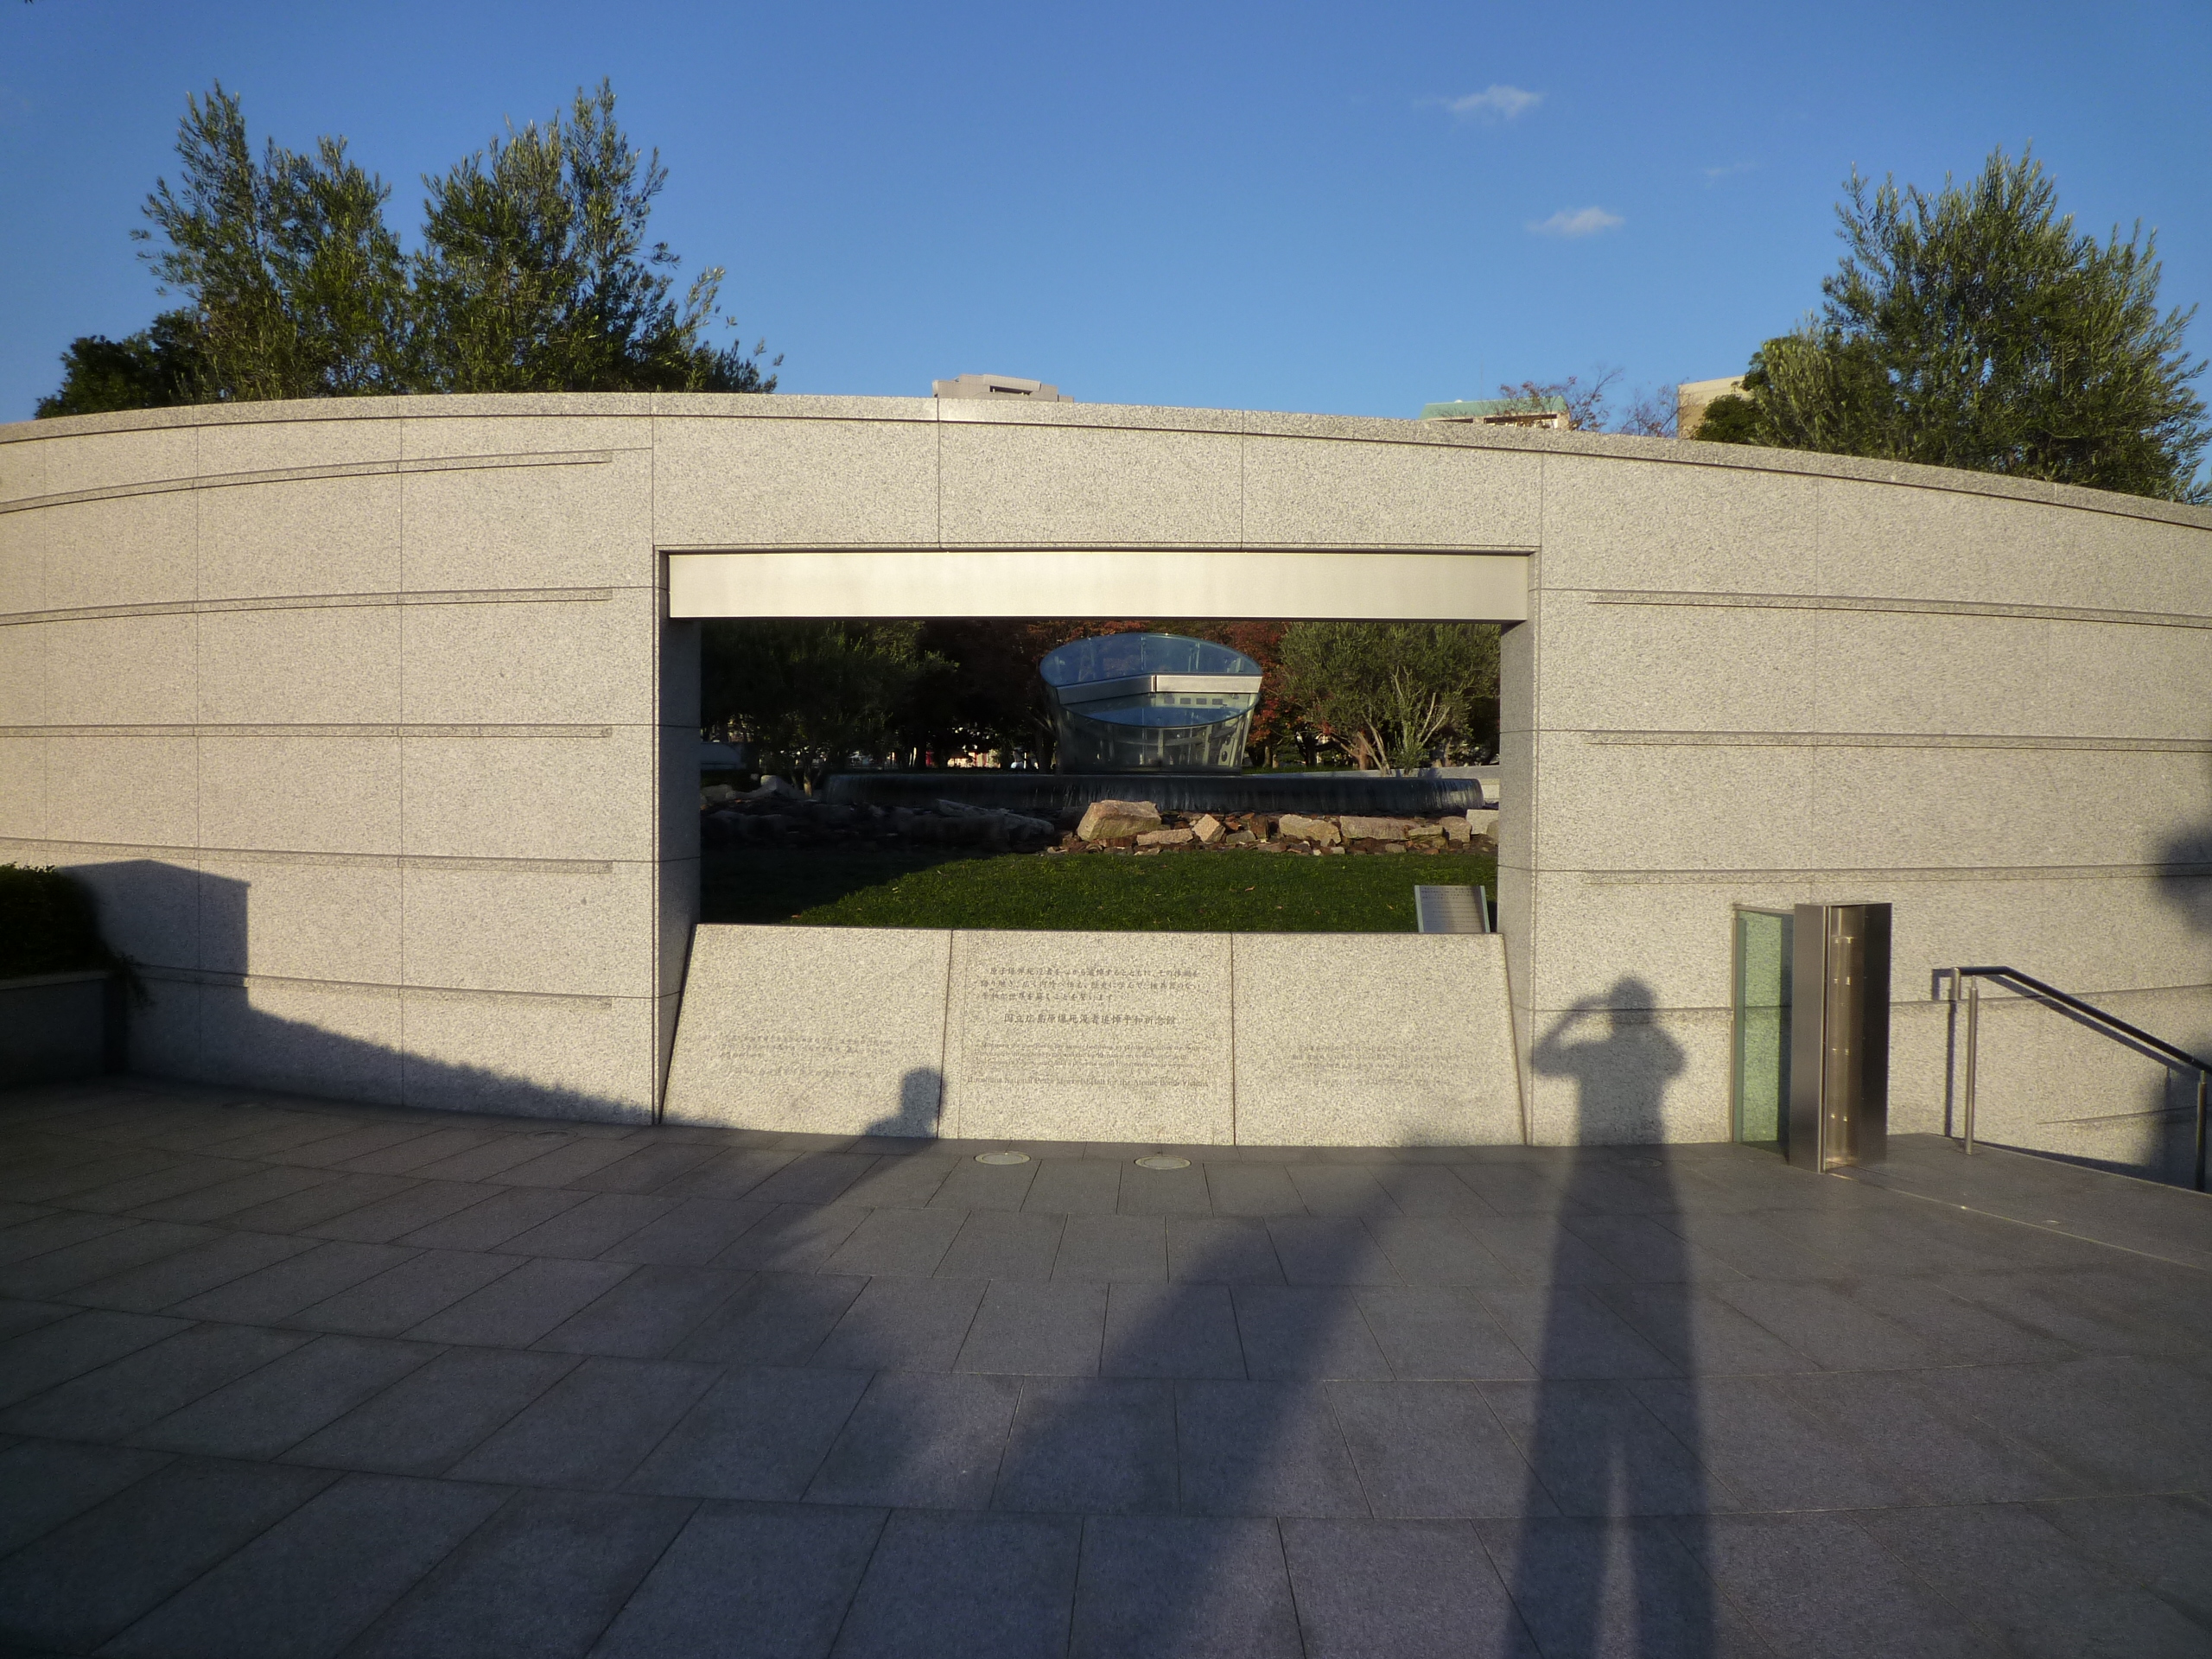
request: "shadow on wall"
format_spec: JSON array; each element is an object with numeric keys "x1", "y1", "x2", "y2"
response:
[{"x1": 77, "y1": 861, "x2": 656, "y2": 1123}]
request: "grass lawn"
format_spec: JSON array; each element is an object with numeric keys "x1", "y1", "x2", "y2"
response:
[{"x1": 701, "y1": 848, "x2": 1498, "y2": 931}]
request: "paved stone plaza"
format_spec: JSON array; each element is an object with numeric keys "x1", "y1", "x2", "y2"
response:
[{"x1": 0, "y1": 1077, "x2": 2208, "y2": 1657}]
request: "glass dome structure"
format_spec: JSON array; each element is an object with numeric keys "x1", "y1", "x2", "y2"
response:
[{"x1": 1039, "y1": 632, "x2": 1263, "y2": 772}]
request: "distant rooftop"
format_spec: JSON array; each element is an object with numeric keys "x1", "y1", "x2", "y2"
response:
[
  {"x1": 1420, "y1": 395, "x2": 1570, "y2": 429},
  {"x1": 932, "y1": 373, "x2": 1067, "y2": 402}
]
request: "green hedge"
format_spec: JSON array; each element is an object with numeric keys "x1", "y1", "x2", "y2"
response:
[{"x1": 0, "y1": 865, "x2": 120, "y2": 980}]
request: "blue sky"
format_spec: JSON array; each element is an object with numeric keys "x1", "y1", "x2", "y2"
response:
[{"x1": 3, "y1": 1, "x2": 2208, "y2": 423}]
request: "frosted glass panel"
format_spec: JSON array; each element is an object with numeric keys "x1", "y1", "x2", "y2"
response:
[{"x1": 1733, "y1": 909, "x2": 1792, "y2": 1144}]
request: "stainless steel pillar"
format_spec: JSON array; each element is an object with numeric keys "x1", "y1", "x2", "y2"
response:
[{"x1": 1787, "y1": 903, "x2": 1891, "y2": 1172}]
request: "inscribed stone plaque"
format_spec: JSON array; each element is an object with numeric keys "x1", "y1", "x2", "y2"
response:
[
  {"x1": 942, "y1": 931, "x2": 1234, "y2": 1144},
  {"x1": 1230, "y1": 933, "x2": 1522, "y2": 1146},
  {"x1": 662, "y1": 925, "x2": 950, "y2": 1135}
]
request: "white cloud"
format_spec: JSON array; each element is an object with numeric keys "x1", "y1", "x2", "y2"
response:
[
  {"x1": 1702, "y1": 162, "x2": 1755, "y2": 182},
  {"x1": 1528, "y1": 206, "x2": 1624, "y2": 238},
  {"x1": 1445, "y1": 84, "x2": 1540, "y2": 121}
]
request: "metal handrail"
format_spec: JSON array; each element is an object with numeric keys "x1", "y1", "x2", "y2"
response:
[{"x1": 1951, "y1": 965, "x2": 2209, "y2": 1192}]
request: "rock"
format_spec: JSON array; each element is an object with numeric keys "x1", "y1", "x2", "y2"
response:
[
  {"x1": 1466, "y1": 809, "x2": 1501, "y2": 840},
  {"x1": 1276, "y1": 813, "x2": 1342, "y2": 844},
  {"x1": 1442, "y1": 816, "x2": 1472, "y2": 844},
  {"x1": 743, "y1": 775, "x2": 804, "y2": 802},
  {"x1": 1340, "y1": 815, "x2": 1415, "y2": 842},
  {"x1": 701, "y1": 784, "x2": 739, "y2": 806},
  {"x1": 1077, "y1": 799, "x2": 1163, "y2": 841},
  {"x1": 1406, "y1": 821, "x2": 1444, "y2": 840},
  {"x1": 1191, "y1": 814, "x2": 1224, "y2": 845},
  {"x1": 1136, "y1": 827, "x2": 1194, "y2": 848}
]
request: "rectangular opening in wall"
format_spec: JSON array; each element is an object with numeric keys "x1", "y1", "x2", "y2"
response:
[{"x1": 1732, "y1": 907, "x2": 1792, "y2": 1147}]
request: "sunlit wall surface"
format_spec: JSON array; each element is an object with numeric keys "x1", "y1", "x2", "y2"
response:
[{"x1": 1039, "y1": 632, "x2": 1262, "y2": 772}]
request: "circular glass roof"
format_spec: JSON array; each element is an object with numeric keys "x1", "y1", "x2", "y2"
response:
[{"x1": 1039, "y1": 632, "x2": 1262, "y2": 687}]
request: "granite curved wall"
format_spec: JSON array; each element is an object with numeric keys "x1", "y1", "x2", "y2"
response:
[{"x1": 4, "y1": 394, "x2": 2208, "y2": 1166}]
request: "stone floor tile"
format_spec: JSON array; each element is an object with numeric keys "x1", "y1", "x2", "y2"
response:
[
  {"x1": 1856, "y1": 1498, "x2": 2211, "y2": 1659},
  {"x1": 0, "y1": 1456, "x2": 336, "y2": 1655},
  {"x1": 1459, "y1": 1215, "x2": 1632, "y2": 1286},
  {"x1": 494, "y1": 1192, "x2": 675, "y2": 1259},
  {"x1": 389, "y1": 1133, "x2": 564, "y2": 1185},
  {"x1": 448, "y1": 1354, "x2": 720, "y2": 1488},
  {"x1": 100, "y1": 1471, "x2": 509, "y2": 1659},
  {"x1": 805, "y1": 1370, "x2": 1021, "y2": 1509},
  {"x1": 0, "y1": 1296, "x2": 73, "y2": 1342},
  {"x1": 1, "y1": 1321, "x2": 311, "y2": 1441},
  {"x1": 957, "y1": 1281, "x2": 1108, "y2": 1376},
  {"x1": 1119, "y1": 1163, "x2": 1214, "y2": 1217},
  {"x1": 591, "y1": 1501, "x2": 885, "y2": 1659},
  {"x1": 597, "y1": 1198, "x2": 773, "y2": 1266},
  {"x1": 646, "y1": 1147, "x2": 800, "y2": 1202},
  {"x1": 1923, "y1": 1352, "x2": 2212, "y2": 1491},
  {"x1": 288, "y1": 1248, "x2": 523, "y2": 1336},
  {"x1": 1448, "y1": 1165, "x2": 1575, "y2": 1216},
  {"x1": 1669, "y1": 1510, "x2": 2005, "y2": 1658},
  {"x1": 331, "y1": 1127, "x2": 503, "y2": 1177},
  {"x1": 938, "y1": 1209, "x2": 1066, "y2": 1281},
  {"x1": 814, "y1": 1276, "x2": 988, "y2": 1371},
  {"x1": 1054, "y1": 1214, "x2": 1166, "y2": 1282},
  {"x1": 1713, "y1": 1277, "x2": 1947, "y2": 1370},
  {"x1": 1371, "y1": 1165, "x2": 1499, "y2": 1218},
  {"x1": 0, "y1": 1207, "x2": 135, "y2": 1265},
  {"x1": 1477, "y1": 1285, "x2": 1679, "y2": 1378},
  {"x1": 1631, "y1": 1376, "x2": 1910, "y2": 1512},
  {"x1": 0, "y1": 1308, "x2": 190, "y2": 1408},
  {"x1": 1328, "y1": 1382, "x2": 1539, "y2": 1518},
  {"x1": 1560, "y1": 1212, "x2": 1747, "y2": 1284},
  {"x1": 0, "y1": 1218, "x2": 219, "y2": 1300},
  {"x1": 931, "y1": 1158, "x2": 1041, "y2": 1212},
  {"x1": 1205, "y1": 1164, "x2": 1305, "y2": 1217},
  {"x1": 1166, "y1": 1217, "x2": 1283, "y2": 1284},
  {"x1": 715, "y1": 1203, "x2": 870, "y2": 1271},
  {"x1": 0, "y1": 1439, "x2": 171, "y2": 1556},
  {"x1": 1283, "y1": 1518, "x2": 1538, "y2": 1659},
  {"x1": 2030, "y1": 1493, "x2": 2212, "y2": 1628},
  {"x1": 392, "y1": 1184, "x2": 587, "y2": 1250},
  {"x1": 1024, "y1": 1158, "x2": 1122, "y2": 1215},
  {"x1": 1477, "y1": 1515, "x2": 1764, "y2": 1659},
  {"x1": 835, "y1": 1153, "x2": 957, "y2": 1210},
  {"x1": 1266, "y1": 1218, "x2": 1401, "y2": 1287},
  {"x1": 1590, "y1": 1282, "x2": 1818, "y2": 1373},
  {"x1": 297, "y1": 1179, "x2": 502, "y2": 1243},
  {"x1": 1362, "y1": 1217, "x2": 1508, "y2": 1287},
  {"x1": 673, "y1": 1271, "x2": 861, "y2": 1366},
  {"x1": 626, "y1": 1365, "x2": 870, "y2": 1501},
  {"x1": 1071, "y1": 1514, "x2": 1302, "y2": 1659},
  {"x1": 1231, "y1": 1287, "x2": 1392, "y2": 1381},
  {"x1": 128, "y1": 1334, "x2": 436, "y2": 1459},
  {"x1": 831, "y1": 1508, "x2": 1081, "y2": 1659},
  {"x1": 166, "y1": 1240, "x2": 416, "y2": 1324},
  {"x1": 0, "y1": 1147, "x2": 181, "y2": 1205},
  {"x1": 1765, "y1": 1369, "x2": 2094, "y2": 1504},
  {"x1": 823, "y1": 1206, "x2": 968, "y2": 1277},
  {"x1": 1102, "y1": 1283, "x2": 1246, "y2": 1379},
  {"x1": 1173, "y1": 1380, "x2": 1367, "y2": 1517},
  {"x1": 285, "y1": 1347, "x2": 579, "y2": 1476},
  {"x1": 344, "y1": 1487, "x2": 696, "y2": 1659},
  {"x1": 1479, "y1": 1380, "x2": 1726, "y2": 1516},
  {"x1": 1937, "y1": 1268, "x2": 2209, "y2": 1357},
  {"x1": 31, "y1": 1159, "x2": 248, "y2": 1217},
  {"x1": 535, "y1": 1263, "x2": 743, "y2": 1358},
  {"x1": 260, "y1": 1122, "x2": 447, "y2": 1169},
  {"x1": 1355, "y1": 1286, "x2": 1534, "y2": 1381},
  {"x1": 746, "y1": 1152, "x2": 879, "y2": 1206},
  {"x1": 483, "y1": 1135, "x2": 647, "y2": 1188},
  {"x1": 1282, "y1": 1166, "x2": 1401, "y2": 1219},
  {"x1": 403, "y1": 1257, "x2": 635, "y2": 1347},
  {"x1": 211, "y1": 1171, "x2": 419, "y2": 1234},
  {"x1": 561, "y1": 1141, "x2": 722, "y2": 1194},
  {"x1": 995, "y1": 1376, "x2": 1176, "y2": 1513}
]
